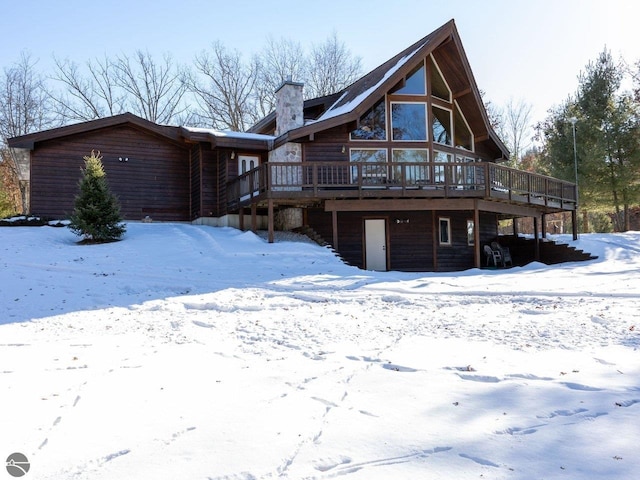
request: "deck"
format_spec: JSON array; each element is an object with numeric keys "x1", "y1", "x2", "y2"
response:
[{"x1": 228, "y1": 161, "x2": 577, "y2": 213}]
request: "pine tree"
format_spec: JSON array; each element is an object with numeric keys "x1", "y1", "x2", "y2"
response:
[{"x1": 68, "y1": 150, "x2": 126, "y2": 242}]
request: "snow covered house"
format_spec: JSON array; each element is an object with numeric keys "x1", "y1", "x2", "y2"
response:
[{"x1": 8, "y1": 20, "x2": 579, "y2": 271}]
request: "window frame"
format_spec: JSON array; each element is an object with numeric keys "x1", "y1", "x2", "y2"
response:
[
  {"x1": 454, "y1": 100, "x2": 474, "y2": 151},
  {"x1": 439, "y1": 217, "x2": 452, "y2": 246},
  {"x1": 429, "y1": 54, "x2": 452, "y2": 102},
  {"x1": 350, "y1": 98, "x2": 387, "y2": 141},
  {"x1": 349, "y1": 148, "x2": 388, "y2": 185},
  {"x1": 390, "y1": 61, "x2": 426, "y2": 96},
  {"x1": 466, "y1": 219, "x2": 475, "y2": 246},
  {"x1": 431, "y1": 104, "x2": 453, "y2": 146},
  {"x1": 391, "y1": 148, "x2": 429, "y2": 184},
  {"x1": 391, "y1": 101, "x2": 428, "y2": 142}
]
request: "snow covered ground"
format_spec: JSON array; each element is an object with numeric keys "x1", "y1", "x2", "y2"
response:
[{"x1": 1, "y1": 223, "x2": 638, "y2": 479}]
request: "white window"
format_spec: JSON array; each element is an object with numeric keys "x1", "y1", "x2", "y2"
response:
[
  {"x1": 432, "y1": 105, "x2": 453, "y2": 146},
  {"x1": 467, "y1": 220, "x2": 475, "y2": 246},
  {"x1": 439, "y1": 217, "x2": 451, "y2": 246},
  {"x1": 350, "y1": 148, "x2": 388, "y2": 185},
  {"x1": 391, "y1": 149, "x2": 429, "y2": 184},
  {"x1": 391, "y1": 102, "x2": 428, "y2": 141}
]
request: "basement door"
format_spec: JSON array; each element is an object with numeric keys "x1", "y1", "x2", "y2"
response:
[{"x1": 364, "y1": 219, "x2": 387, "y2": 271}]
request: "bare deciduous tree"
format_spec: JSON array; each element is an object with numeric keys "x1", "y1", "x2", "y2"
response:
[
  {"x1": 0, "y1": 52, "x2": 55, "y2": 212},
  {"x1": 52, "y1": 55, "x2": 125, "y2": 122},
  {"x1": 189, "y1": 42, "x2": 259, "y2": 131},
  {"x1": 503, "y1": 98, "x2": 533, "y2": 165},
  {"x1": 254, "y1": 36, "x2": 307, "y2": 118},
  {"x1": 306, "y1": 31, "x2": 362, "y2": 98},
  {"x1": 114, "y1": 50, "x2": 189, "y2": 124}
]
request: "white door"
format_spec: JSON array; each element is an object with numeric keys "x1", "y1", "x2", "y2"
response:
[
  {"x1": 365, "y1": 219, "x2": 387, "y2": 271},
  {"x1": 238, "y1": 155, "x2": 260, "y2": 198},
  {"x1": 238, "y1": 155, "x2": 259, "y2": 175}
]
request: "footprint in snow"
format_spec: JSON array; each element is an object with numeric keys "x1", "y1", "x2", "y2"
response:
[{"x1": 537, "y1": 408, "x2": 589, "y2": 419}]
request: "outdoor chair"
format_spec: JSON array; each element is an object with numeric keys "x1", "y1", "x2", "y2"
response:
[
  {"x1": 491, "y1": 241, "x2": 513, "y2": 267},
  {"x1": 484, "y1": 244, "x2": 502, "y2": 267}
]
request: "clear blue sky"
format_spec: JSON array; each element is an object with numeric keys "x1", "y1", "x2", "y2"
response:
[{"x1": 2, "y1": 0, "x2": 639, "y2": 126}]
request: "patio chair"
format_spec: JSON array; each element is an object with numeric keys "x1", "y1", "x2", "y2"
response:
[
  {"x1": 484, "y1": 244, "x2": 502, "y2": 267},
  {"x1": 491, "y1": 242, "x2": 513, "y2": 267}
]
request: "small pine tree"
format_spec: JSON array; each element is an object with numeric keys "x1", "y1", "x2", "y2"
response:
[{"x1": 68, "y1": 150, "x2": 126, "y2": 242}]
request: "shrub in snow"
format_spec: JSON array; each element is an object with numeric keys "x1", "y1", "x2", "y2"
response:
[{"x1": 68, "y1": 150, "x2": 126, "y2": 243}]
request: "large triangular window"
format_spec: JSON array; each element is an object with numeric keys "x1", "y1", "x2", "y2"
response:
[
  {"x1": 428, "y1": 55, "x2": 451, "y2": 102},
  {"x1": 454, "y1": 101, "x2": 473, "y2": 151},
  {"x1": 390, "y1": 62, "x2": 426, "y2": 95},
  {"x1": 350, "y1": 98, "x2": 386, "y2": 141}
]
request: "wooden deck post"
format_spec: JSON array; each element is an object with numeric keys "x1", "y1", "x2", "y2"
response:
[
  {"x1": 251, "y1": 203, "x2": 257, "y2": 232},
  {"x1": 474, "y1": 202, "x2": 480, "y2": 268},
  {"x1": 267, "y1": 199, "x2": 274, "y2": 243},
  {"x1": 572, "y1": 209, "x2": 578, "y2": 241},
  {"x1": 533, "y1": 216, "x2": 540, "y2": 262},
  {"x1": 239, "y1": 208, "x2": 244, "y2": 231},
  {"x1": 541, "y1": 213, "x2": 547, "y2": 239},
  {"x1": 332, "y1": 210, "x2": 339, "y2": 250}
]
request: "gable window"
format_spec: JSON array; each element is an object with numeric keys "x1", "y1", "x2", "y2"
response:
[
  {"x1": 454, "y1": 102, "x2": 473, "y2": 150},
  {"x1": 439, "y1": 217, "x2": 451, "y2": 246},
  {"x1": 350, "y1": 148, "x2": 388, "y2": 184},
  {"x1": 432, "y1": 106, "x2": 452, "y2": 146},
  {"x1": 390, "y1": 62, "x2": 426, "y2": 95},
  {"x1": 392, "y1": 149, "x2": 429, "y2": 183},
  {"x1": 391, "y1": 102, "x2": 427, "y2": 141},
  {"x1": 429, "y1": 55, "x2": 451, "y2": 102},
  {"x1": 351, "y1": 98, "x2": 386, "y2": 140}
]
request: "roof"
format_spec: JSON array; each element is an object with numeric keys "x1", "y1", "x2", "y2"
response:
[
  {"x1": 7, "y1": 113, "x2": 275, "y2": 152},
  {"x1": 7, "y1": 112, "x2": 183, "y2": 150},
  {"x1": 179, "y1": 126, "x2": 274, "y2": 150},
  {"x1": 252, "y1": 19, "x2": 509, "y2": 160}
]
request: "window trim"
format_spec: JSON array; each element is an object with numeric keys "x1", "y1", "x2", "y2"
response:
[
  {"x1": 439, "y1": 217, "x2": 452, "y2": 246},
  {"x1": 390, "y1": 101, "x2": 428, "y2": 142},
  {"x1": 349, "y1": 148, "x2": 388, "y2": 184},
  {"x1": 454, "y1": 100, "x2": 474, "y2": 152},
  {"x1": 431, "y1": 104, "x2": 453, "y2": 146},
  {"x1": 466, "y1": 219, "x2": 475, "y2": 246},
  {"x1": 390, "y1": 60, "x2": 426, "y2": 96},
  {"x1": 429, "y1": 54, "x2": 452, "y2": 102},
  {"x1": 391, "y1": 148, "x2": 430, "y2": 183},
  {"x1": 350, "y1": 98, "x2": 387, "y2": 142}
]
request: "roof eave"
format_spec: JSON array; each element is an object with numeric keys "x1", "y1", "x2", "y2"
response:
[{"x1": 7, "y1": 113, "x2": 183, "y2": 149}]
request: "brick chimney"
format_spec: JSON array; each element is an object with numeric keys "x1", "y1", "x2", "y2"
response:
[{"x1": 275, "y1": 80, "x2": 304, "y2": 136}]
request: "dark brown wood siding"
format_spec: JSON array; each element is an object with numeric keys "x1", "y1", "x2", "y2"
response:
[
  {"x1": 201, "y1": 148, "x2": 223, "y2": 217},
  {"x1": 308, "y1": 207, "x2": 499, "y2": 272},
  {"x1": 190, "y1": 145, "x2": 202, "y2": 219},
  {"x1": 30, "y1": 125, "x2": 190, "y2": 221},
  {"x1": 303, "y1": 125, "x2": 350, "y2": 162}
]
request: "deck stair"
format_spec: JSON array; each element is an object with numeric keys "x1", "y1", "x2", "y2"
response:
[
  {"x1": 292, "y1": 225, "x2": 349, "y2": 264},
  {"x1": 497, "y1": 236, "x2": 598, "y2": 266}
]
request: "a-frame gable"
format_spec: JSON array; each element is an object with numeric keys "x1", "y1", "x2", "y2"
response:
[{"x1": 273, "y1": 19, "x2": 507, "y2": 160}]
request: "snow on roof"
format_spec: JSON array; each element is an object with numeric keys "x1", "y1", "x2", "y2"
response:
[
  {"x1": 312, "y1": 43, "x2": 426, "y2": 124},
  {"x1": 183, "y1": 126, "x2": 275, "y2": 141}
]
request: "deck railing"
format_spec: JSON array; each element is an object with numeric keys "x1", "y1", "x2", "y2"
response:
[{"x1": 228, "y1": 161, "x2": 577, "y2": 210}]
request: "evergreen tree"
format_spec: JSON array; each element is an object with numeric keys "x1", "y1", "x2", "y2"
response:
[
  {"x1": 68, "y1": 151, "x2": 126, "y2": 242},
  {"x1": 539, "y1": 49, "x2": 640, "y2": 231}
]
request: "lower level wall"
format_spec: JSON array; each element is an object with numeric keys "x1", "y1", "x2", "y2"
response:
[
  {"x1": 192, "y1": 214, "x2": 269, "y2": 230},
  {"x1": 307, "y1": 208, "x2": 499, "y2": 272}
]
